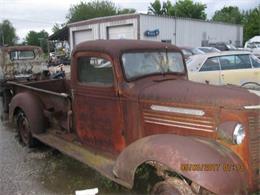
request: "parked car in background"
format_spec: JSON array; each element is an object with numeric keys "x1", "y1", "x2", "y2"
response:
[
  {"x1": 244, "y1": 36, "x2": 260, "y2": 59},
  {"x1": 187, "y1": 51, "x2": 260, "y2": 89},
  {"x1": 197, "y1": 47, "x2": 220, "y2": 53},
  {"x1": 208, "y1": 42, "x2": 237, "y2": 51},
  {"x1": 179, "y1": 46, "x2": 204, "y2": 59}
]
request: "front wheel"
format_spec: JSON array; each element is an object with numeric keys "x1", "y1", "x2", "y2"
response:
[
  {"x1": 16, "y1": 111, "x2": 38, "y2": 147},
  {"x1": 151, "y1": 178, "x2": 194, "y2": 195}
]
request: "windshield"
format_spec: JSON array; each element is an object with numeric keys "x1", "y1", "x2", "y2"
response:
[{"x1": 122, "y1": 52, "x2": 185, "y2": 80}]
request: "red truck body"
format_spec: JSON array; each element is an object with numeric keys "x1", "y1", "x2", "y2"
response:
[{"x1": 6, "y1": 40, "x2": 259, "y2": 194}]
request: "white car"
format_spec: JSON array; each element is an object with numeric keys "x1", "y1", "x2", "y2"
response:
[
  {"x1": 187, "y1": 51, "x2": 260, "y2": 89},
  {"x1": 244, "y1": 36, "x2": 260, "y2": 58}
]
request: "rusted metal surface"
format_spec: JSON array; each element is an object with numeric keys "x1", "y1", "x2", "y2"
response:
[
  {"x1": 139, "y1": 79, "x2": 259, "y2": 109},
  {"x1": 0, "y1": 46, "x2": 46, "y2": 81},
  {"x1": 9, "y1": 79, "x2": 71, "y2": 132},
  {"x1": 248, "y1": 112, "x2": 260, "y2": 190},
  {"x1": 113, "y1": 134, "x2": 248, "y2": 194},
  {"x1": 8, "y1": 40, "x2": 260, "y2": 193},
  {"x1": 72, "y1": 40, "x2": 182, "y2": 60}
]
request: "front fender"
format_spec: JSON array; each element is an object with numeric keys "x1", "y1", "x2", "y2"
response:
[{"x1": 113, "y1": 134, "x2": 248, "y2": 194}]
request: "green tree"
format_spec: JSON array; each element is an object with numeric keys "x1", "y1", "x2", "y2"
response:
[
  {"x1": 52, "y1": 23, "x2": 62, "y2": 34},
  {"x1": 66, "y1": 0, "x2": 136, "y2": 23},
  {"x1": 243, "y1": 6, "x2": 260, "y2": 42},
  {"x1": 0, "y1": 20, "x2": 17, "y2": 46},
  {"x1": 148, "y1": 0, "x2": 206, "y2": 20},
  {"x1": 25, "y1": 30, "x2": 49, "y2": 52},
  {"x1": 174, "y1": 0, "x2": 206, "y2": 19},
  {"x1": 117, "y1": 8, "x2": 136, "y2": 15},
  {"x1": 212, "y1": 6, "x2": 243, "y2": 24},
  {"x1": 148, "y1": 0, "x2": 165, "y2": 15}
]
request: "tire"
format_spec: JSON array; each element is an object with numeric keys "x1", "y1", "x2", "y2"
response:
[
  {"x1": 151, "y1": 178, "x2": 194, "y2": 195},
  {"x1": 151, "y1": 180, "x2": 182, "y2": 195},
  {"x1": 16, "y1": 110, "x2": 38, "y2": 147}
]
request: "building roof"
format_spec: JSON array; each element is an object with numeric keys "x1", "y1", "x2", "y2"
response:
[
  {"x1": 67, "y1": 13, "x2": 243, "y2": 28},
  {"x1": 72, "y1": 39, "x2": 181, "y2": 57},
  {"x1": 68, "y1": 14, "x2": 139, "y2": 27}
]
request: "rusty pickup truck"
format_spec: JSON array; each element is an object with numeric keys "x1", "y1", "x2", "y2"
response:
[
  {"x1": 6, "y1": 40, "x2": 259, "y2": 194},
  {"x1": 0, "y1": 45, "x2": 48, "y2": 112}
]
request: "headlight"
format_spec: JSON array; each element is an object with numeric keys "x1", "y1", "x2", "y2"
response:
[
  {"x1": 233, "y1": 123, "x2": 245, "y2": 144},
  {"x1": 218, "y1": 122, "x2": 245, "y2": 145}
]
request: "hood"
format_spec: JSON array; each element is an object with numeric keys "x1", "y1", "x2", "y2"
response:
[{"x1": 139, "y1": 80, "x2": 260, "y2": 109}]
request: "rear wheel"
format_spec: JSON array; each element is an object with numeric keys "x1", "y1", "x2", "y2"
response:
[{"x1": 16, "y1": 111, "x2": 38, "y2": 147}]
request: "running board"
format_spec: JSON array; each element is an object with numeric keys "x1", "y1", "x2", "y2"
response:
[{"x1": 33, "y1": 133, "x2": 131, "y2": 188}]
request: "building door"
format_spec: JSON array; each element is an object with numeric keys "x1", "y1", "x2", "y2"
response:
[
  {"x1": 107, "y1": 24, "x2": 135, "y2": 39},
  {"x1": 73, "y1": 29, "x2": 93, "y2": 46}
]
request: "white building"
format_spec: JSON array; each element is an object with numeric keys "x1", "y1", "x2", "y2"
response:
[{"x1": 68, "y1": 13, "x2": 243, "y2": 51}]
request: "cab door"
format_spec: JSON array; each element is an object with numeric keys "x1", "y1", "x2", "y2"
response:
[
  {"x1": 72, "y1": 52, "x2": 125, "y2": 154},
  {"x1": 190, "y1": 56, "x2": 221, "y2": 85},
  {"x1": 219, "y1": 54, "x2": 254, "y2": 86}
]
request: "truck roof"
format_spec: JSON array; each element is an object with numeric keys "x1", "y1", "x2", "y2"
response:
[
  {"x1": 73, "y1": 40, "x2": 181, "y2": 57},
  {"x1": 1, "y1": 45, "x2": 42, "y2": 52}
]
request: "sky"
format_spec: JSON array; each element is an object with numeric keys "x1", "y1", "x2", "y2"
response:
[{"x1": 0, "y1": 0, "x2": 259, "y2": 41}]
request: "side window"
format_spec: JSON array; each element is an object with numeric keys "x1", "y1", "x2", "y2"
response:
[
  {"x1": 235, "y1": 55, "x2": 251, "y2": 69},
  {"x1": 77, "y1": 56, "x2": 114, "y2": 86},
  {"x1": 219, "y1": 55, "x2": 235, "y2": 70},
  {"x1": 251, "y1": 54, "x2": 260, "y2": 68},
  {"x1": 220, "y1": 55, "x2": 251, "y2": 70},
  {"x1": 200, "y1": 57, "x2": 220, "y2": 71}
]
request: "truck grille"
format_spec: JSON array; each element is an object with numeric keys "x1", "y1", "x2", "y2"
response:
[
  {"x1": 143, "y1": 110, "x2": 216, "y2": 132},
  {"x1": 248, "y1": 115, "x2": 260, "y2": 190}
]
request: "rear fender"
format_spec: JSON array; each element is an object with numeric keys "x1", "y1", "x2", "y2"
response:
[
  {"x1": 9, "y1": 92, "x2": 46, "y2": 134},
  {"x1": 113, "y1": 134, "x2": 248, "y2": 194}
]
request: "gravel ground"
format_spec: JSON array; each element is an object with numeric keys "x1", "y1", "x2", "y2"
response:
[{"x1": 0, "y1": 99, "x2": 130, "y2": 195}]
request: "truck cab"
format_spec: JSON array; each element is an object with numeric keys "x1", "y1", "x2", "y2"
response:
[
  {"x1": 7, "y1": 40, "x2": 260, "y2": 194},
  {"x1": 0, "y1": 45, "x2": 47, "y2": 81}
]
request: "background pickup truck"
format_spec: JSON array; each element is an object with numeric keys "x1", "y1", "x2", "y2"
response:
[
  {"x1": 5, "y1": 40, "x2": 260, "y2": 194},
  {"x1": 0, "y1": 45, "x2": 48, "y2": 112}
]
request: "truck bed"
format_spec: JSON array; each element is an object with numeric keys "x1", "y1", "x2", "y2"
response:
[
  {"x1": 21, "y1": 79, "x2": 71, "y2": 95},
  {"x1": 8, "y1": 79, "x2": 72, "y2": 131}
]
